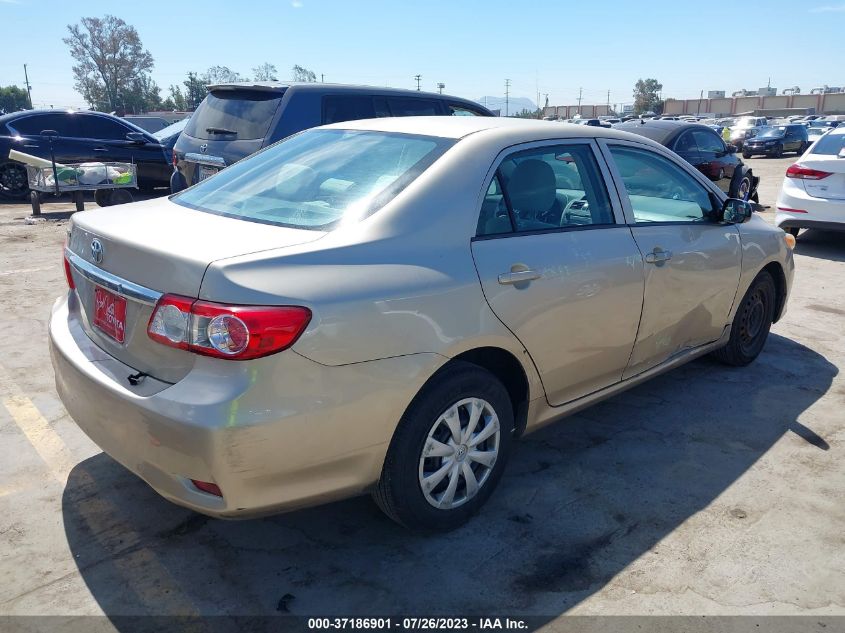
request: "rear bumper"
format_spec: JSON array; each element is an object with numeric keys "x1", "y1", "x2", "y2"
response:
[
  {"x1": 49, "y1": 293, "x2": 444, "y2": 518},
  {"x1": 776, "y1": 181, "x2": 845, "y2": 230}
]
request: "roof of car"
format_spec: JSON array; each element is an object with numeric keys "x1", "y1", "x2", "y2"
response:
[
  {"x1": 207, "y1": 81, "x2": 474, "y2": 101},
  {"x1": 321, "y1": 115, "x2": 664, "y2": 145},
  {"x1": 613, "y1": 119, "x2": 717, "y2": 144}
]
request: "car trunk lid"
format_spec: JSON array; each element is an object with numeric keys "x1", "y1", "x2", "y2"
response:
[
  {"x1": 798, "y1": 152, "x2": 845, "y2": 200},
  {"x1": 67, "y1": 197, "x2": 324, "y2": 382}
]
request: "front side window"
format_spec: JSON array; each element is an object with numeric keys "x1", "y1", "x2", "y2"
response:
[
  {"x1": 477, "y1": 144, "x2": 614, "y2": 236},
  {"x1": 609, "y1": 146, "x2": 714, "y2": 223},
  {"x1": 80, "y1": 116, "x2": 132, "y2": 140},
  {"x1": 172, "y1": 129, "x2": 454, "y2": 230}
]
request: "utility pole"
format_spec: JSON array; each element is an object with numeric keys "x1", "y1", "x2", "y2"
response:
[
  {"x1": 504, "y1": 79, "x2": 511, "y2": 117},
  {"x1": 577, "y1": 87, "x2": 583, "y2": 114},
  {"x1": 23, "y1": 64, "x2": 33, "y2": 109},
  {"x1": 414, "y1": 74, "x2": 422, "y2": 91},
  {"x1": 697, "y1": 89, "x2": 703, "y2": 115},
  {"x1": 606, "y1": 89, "x2": 610, "y2": 114},
  {"x1": 436, "y1": 82, "x2": 445, "y2": 94},
  {"x1": 321, "y1": 73, "x2": 324, "y2": 83}
]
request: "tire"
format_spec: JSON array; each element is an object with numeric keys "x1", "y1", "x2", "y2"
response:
[
  {"x1": 713, "y1": 271, "x2": 776, "y2": 367},
  {"x1": 30, "y1": 191, "x2": 41, "y2": 215},
  {"x1": 773, "y1": 144, "x2": 783, "y2": 158},
  {"x1": 732, "y1": 174, "x2": 752, "y2": 200},
  {"x1": 373, "y1": 361, "x2": 514, "y2": 531},
  {"x1": 94, "y1": 189, "x2": 111, "y2": 207},
  {"x1": 742, "y1": 151, "x2": 751, "y2": 159},
  {"x1": 108, "y1": 189, "x2": 133, "y2": 206},
  {"x1": 796, "y1": 142, "x2": 806, "y2": 155},
  {"x1": 0, "y1": 161, "x2": 29, "y2": 200}
]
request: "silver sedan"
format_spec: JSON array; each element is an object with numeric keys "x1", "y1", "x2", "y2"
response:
[{"x1": 50, "y1": 117, "x2": 795, "y2": 531}]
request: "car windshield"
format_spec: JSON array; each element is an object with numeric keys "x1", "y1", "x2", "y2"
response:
[
  {"x1": 757, "y1": 127, "x2": 786, "y2": 138},
  {"x1": 172, "y1": 129, "x2": 454, "y2": 229},
  {"x1": 183, "y1": 89, "x2": 285, "y2": 140},
  {"x1": 811, "y1": 133, "x2": 845, "y2": 156}
]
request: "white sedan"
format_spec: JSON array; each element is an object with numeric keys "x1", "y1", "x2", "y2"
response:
[{"x1": 776, "y1": 127, "x2": 845, "y2": 237}]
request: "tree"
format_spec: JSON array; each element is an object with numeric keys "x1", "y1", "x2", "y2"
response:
[
  {"x1": 633, "y1": 78, "x2": 663, "y2": 115},
  {"x1": 165, "y1": 85, "x2": 187, "y2": 111},
  {"x1": 291, "y1": 65, "x2": 317, "y2": 82},
  {"x1": 203, "y1": 65, "x2": 244, "y2": 85},
  {"x1": 182, "y1": 72, "x2": 208, "y2": 110},
  {"x1": 0, "y1": 86, "x2": 30, "y2": 113},
  {"x1": 253, "y1": 63, "x2": 278, "y2": 81},
  {"x1": 64, "y1": 15, "x2": 154, "y2": 111}
]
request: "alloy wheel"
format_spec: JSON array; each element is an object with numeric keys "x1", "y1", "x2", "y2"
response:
[{"x1": 418, "y1": 397, "x2": 500, "y2": 510}]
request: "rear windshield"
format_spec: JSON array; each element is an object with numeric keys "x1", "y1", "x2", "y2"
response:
[
  {"x1": 183, "y1": 89, "x2": 284, "y2": 140},
  {"x1": 172, "y1": 129, "x2": 455, "y2": 229},
  {"x1": 811, "y1": 133, "x2": 845, "y2": 156},
  {"x1": 758, "y1": 127, "x2": 786, "y2": 138}
]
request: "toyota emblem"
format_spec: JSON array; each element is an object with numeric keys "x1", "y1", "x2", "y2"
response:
[
  {"x1": 90, "y1": 238, "x2": 104, "y2": 264},
  {"x1": 199, "y1": 143, "x2": 208, "y2": 154}
]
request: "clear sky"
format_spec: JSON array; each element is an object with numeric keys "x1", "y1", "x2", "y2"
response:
[{"x1": 2, "y1": 0, "x2": 844, "y2": 110}]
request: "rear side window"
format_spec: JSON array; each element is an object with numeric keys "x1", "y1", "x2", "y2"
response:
[
  {"x1": 184, "y1": 90, "x2": 283, "y2": 140},
  {"x1": 387, "y1": 98, "x2": 442, "y2": 116},
  {"x1": 811, "y1": 133, "x2": 845, "y2": 156},
  {"x1": 172, "y1": 129, "x2": 454, "y2": 230},
  {"x1": 477, "y1": 144, "x2": 614, "y2": 236},
  {"x1": 322, "y1": 96, "x2": 377, "y2": 124},
  {"x1": 10, "y1": 114, "x2": 81, "y2": 136}
]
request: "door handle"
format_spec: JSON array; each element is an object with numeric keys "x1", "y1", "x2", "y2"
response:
[
  {"x1": 644, "y1": 249, "x2": 673, "y2": 264},
  {"x1": 498, "y1": 269, "x2": 541, "y2": 285},
  {"x1": 93, "y1": 147, "x2": 108, "y2": 152}
]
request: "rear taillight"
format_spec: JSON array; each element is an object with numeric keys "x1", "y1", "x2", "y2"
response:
[
  {"x1": 63, "y1": 248, "x2": 75, "y2": 290},
  {"x1": 172, "y1": 150, "x2": 178, "y2": 168},
  {"x1": 147, "y1": 294, "x2": 311, "y2": 360},
  {"x1": 786, "y1": 164, "x2": 832, "y2": 180}
]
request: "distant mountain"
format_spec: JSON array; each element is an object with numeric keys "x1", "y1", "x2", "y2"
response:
[{"x1": 476, "y1": 96, "x2": 537, "y2": 116}]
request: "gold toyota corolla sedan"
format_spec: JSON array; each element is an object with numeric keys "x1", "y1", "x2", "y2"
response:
[{"x1": 50, "y1": 117, "x2": 795, "y2": 531}]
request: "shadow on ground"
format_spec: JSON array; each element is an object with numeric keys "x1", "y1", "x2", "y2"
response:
[
  {"x1": 794, "y1": 229, "x2": 845, "y2": 263},
  {"x1": 62, "y1": 333, "x2": 836, "y2": 623}
]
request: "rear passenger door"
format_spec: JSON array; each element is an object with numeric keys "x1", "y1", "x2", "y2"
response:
[
  {"x1": 600, "y1": 141, "x2": 742, "y2": 377},
  {"x1": 471, "y1": 140, "x2": 645, "y2": 406}
]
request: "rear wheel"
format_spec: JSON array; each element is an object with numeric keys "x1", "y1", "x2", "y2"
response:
[
  {"x1": 796, "y1": 142, "x2": 806, "y2": 155},
  {"x1": 742, "y1": 150, "x2": 752, "y2": 159},
  {"x1": 773, "y1": 144, "x2": 783, "y2": 158},
  {"x1": 374, "y1": 361, "x2": 513, "y2": 531},
  {"x1": 713, "y1": 271, "x2": 776, "y2": 367},
  {"x1": 733, "y1": 174, "x2": 752, "y2": 200},
  {"x1": 108, "y1": 189, "x2": 133, "y2": 206}
]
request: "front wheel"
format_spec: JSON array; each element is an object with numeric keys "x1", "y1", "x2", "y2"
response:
[
  {"x1": 742, "y1": 151, "x2": 752, "y2": 159},
  {"x1": 373, "y1": 361, "x2": 513, "y2": 531},
  {"x1": 773, "y1": 144, "x2": 783, "y2": 158},
  {"x1": 713, "y1": 271, "x2": 776, "y2": 367}
]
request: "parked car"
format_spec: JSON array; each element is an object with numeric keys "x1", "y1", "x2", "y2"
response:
[
  {"x1": 51, "y1": 117, "x2": 793, "y2": 530},
  {"x1": 123, "y1": 116, "x2": 171, "y2": 133},
  {"x1": 0, "y1": 110, "x2": 172, "y2": 199},
  {"x1": 151, "y1": 117, "x2": 189, "y2": 165},
  {"x1": 742, "y1": 124, "x2": 809, "y2": 158},
  {"x1": 615, "y1": 119, "x2": 759, "y2": 201},
  {"x1": 807, "y1": 126, "x2": 829, "y2": 144},
  {"x1": 776, "y1": 127, "x2": 845, "y2": 237},
  {"x1": 171, "y1": 82, "x2": 494, "y2": 193},
  {"x1": 728, "y1": 116, "x2": 767, "y2": 150}
]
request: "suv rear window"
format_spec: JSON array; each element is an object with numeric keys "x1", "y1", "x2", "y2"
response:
[
  {"x1": 184, "y1": 89, "x2": 284, "y2": 140},
  {"x1": 172, "y1": 129, "x2": 454, "y2": 230}
]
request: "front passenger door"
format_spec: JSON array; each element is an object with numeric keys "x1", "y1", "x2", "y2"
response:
[{"x1": 602, "y1": 143, "x2": 742, "y2": 377}]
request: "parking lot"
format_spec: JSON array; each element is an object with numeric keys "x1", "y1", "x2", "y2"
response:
[{"x1": 0, "y1": 154, "x2": 843, "y2": 624}]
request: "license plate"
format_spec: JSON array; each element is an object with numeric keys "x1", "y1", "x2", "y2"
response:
[
  {"x1": 93, "y1": 286, "x2": 127, "y2": 343},
  {"x1": 197, "y1": 164, "x2": 219, "y2": 182}
]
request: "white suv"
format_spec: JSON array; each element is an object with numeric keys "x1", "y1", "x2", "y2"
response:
[{"x1": 776, "y1": 127, "x2": 845, "y2": 237}]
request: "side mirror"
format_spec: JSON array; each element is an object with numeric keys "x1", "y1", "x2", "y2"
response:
[
  {"x1": 126, "y1": 132, "x2": 147, "y2": 144},
  {"x1": 722, "y1": 198, "x2": 753, "y2": 223},
  {"x1": 727, "y1": 144, "x2": 738, "y2": 153}
]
